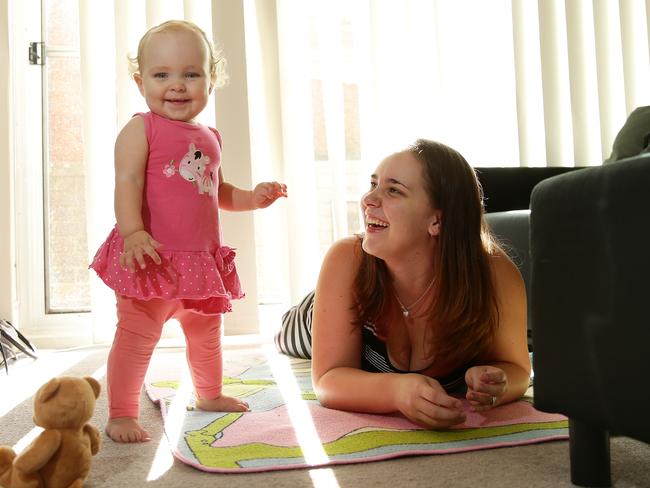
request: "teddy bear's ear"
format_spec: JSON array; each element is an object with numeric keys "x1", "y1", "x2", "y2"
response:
[
  {"x1": 38, "y1": 378, "x2": 61, "y2": 402},
  {"x1": 84, "y1": 377, "x2": 101, "y2": 399}
]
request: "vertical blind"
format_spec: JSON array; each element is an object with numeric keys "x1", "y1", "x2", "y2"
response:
[{"x1": 75, "y1": 0, "x2": 650, "y2": 321}]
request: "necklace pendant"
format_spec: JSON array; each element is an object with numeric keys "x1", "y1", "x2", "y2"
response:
[{"x1": 394, "y1": 276, "x2": 436, "y2": 320}]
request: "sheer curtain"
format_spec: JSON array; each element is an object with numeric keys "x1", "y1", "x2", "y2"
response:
[
  {"x1": 80, "y1": 1, "x2": 224, "y2": 340},
  {"x1": 268, "y1": 0, "x2": 650, "y2": 304},
  {"x1": 79, "y1": 0, "x2": 650, "y2": 335}
]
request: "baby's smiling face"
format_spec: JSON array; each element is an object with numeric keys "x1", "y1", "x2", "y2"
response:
[{"x1": 134, "y1": 28, "x2": 213, "y2": 123}]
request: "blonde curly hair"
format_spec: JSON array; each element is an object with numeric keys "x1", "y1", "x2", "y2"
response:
[{"x1": 128, "y1": 20, "x2": 228, "y2": 88}]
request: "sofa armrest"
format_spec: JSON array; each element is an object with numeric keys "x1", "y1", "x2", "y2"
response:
[{"x1": 530, "y1": 155, "x2": 650, "y2": 441}]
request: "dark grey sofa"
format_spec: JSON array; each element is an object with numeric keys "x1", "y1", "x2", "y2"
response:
[
  {"x1": 529, "y1": 155, "x2": 650, "y2": 486},
  {"x1": 475, "y1": 167, "x2": 582, "y2": 351}
]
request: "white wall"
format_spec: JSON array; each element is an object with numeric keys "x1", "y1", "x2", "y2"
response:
[{"x1": 212, "y1": 0, "x2": 260, "y2": 335}]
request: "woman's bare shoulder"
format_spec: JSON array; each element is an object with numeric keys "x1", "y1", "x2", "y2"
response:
[
  {"x1": 318, "y1": 236, "x2": 363, "y2": 284},
  {"x1": 488, "y1": 246, "x2": 525, "y2": 290},
  {"x1": 323, "y1": 236, "x2": 362, "y2": 263}
]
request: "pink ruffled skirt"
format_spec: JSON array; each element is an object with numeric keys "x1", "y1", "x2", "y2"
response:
[{"x1": 89, "y1": 228, "x2": 244, "y2": 315}]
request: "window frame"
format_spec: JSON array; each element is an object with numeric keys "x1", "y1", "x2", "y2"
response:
[{"x1": 12, "y1": 0, "x2": 92, "y2": 347}]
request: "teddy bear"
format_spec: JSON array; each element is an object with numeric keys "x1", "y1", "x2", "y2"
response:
[{"x1": 0, "y1": 376, "x2": 101, "y2": 488}]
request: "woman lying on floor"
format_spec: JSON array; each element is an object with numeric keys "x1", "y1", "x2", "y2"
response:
[{"x1": 276, "y1": 139, "x2": 531, "y2": 429}]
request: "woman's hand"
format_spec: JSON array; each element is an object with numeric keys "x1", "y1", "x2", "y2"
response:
[
  {"x1": 394, "y1": 374, "x2": 466, "y2": 429},
  {"x1": 252, "y1": 182, "x2": 287, "y2": 209},
  {"x1": 465, "y1": 365, "x2": 508, "y2": 411},
  {"x1": 120, "y1": 230, "x2": 162, "y2": 272}
]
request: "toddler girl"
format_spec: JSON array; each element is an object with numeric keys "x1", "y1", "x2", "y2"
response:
[{"x1": 90, "y1": 20, "x2": 287, "y2": 443}]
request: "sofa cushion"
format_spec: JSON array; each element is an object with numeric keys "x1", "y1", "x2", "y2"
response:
[
  {"x1": 475, "y1": 167, "x2": 583, "y2": 213},
  {"x1": 605, "y1": 105, "x2": 650, "y2": 163}
]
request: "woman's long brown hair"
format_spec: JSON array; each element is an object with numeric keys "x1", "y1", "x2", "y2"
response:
[{"x1": 352, "y1": 139, "x2": 499, "y2": 368}]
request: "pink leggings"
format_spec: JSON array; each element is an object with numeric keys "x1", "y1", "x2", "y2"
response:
[{"x1": 107, "y1": 294, "x2": 223, "y2": 419}]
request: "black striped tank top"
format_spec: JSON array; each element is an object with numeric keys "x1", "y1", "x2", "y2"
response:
[{"x1": 361, "y1": 323, "x2": 467, "y2": 393}]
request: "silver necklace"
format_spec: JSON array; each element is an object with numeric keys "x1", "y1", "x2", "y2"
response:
[{"x1": 394, "y1": 277, "x2": 436, "y2": 317}]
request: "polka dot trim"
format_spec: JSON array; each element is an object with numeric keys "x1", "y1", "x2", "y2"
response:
[{"x1": 89, "y1": 228, "x2": 243, "y2": 315}]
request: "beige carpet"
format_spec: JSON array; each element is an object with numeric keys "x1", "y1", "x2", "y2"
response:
[{"x1": 1, "y1": 344, "x2": 649, "y2": 488}]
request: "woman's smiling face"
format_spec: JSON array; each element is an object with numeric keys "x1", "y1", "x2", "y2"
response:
[{"x1": 360, "y1": 150, "x2": 441, "y2": 261}]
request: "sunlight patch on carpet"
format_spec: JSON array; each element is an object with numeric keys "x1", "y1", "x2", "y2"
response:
[
  {"x1": 11, "y1": 361, "x2": 107, "y2": 454},
  {"x1": 309, "y1": 467, "x2": 341, "y2": 488},
  {"x1": 147, "y1": 363, "x2": 193, "y2": 481},
  {"x1": 0, "y1": 350, "x2": 92, "y2": 418},
  {"x1": 12, "y1": 427, "x2": 43, "y2": 453},
  {"x1": 263, "y1": 344, "x2": 330, "y2": 466}
]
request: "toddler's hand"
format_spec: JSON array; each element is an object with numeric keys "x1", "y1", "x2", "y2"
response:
[
  {"x1": 120, "y1": 230, "x2": 162, "y2": 272},
  {"x1": 252, "y1": 181, "x2": 288, "y2": 209}
]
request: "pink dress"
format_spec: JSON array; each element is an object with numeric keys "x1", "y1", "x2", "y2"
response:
[{"x1": 90, "y1": 112, "x2": 243, "y2": 315}]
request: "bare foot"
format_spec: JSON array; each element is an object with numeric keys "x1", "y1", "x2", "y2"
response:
[
  {"x1": 105, "y1": 417, "x2": 151, "y2": 443},
  {"x1": 196, "y1": 394, "x2": 249, "y2": 412}
]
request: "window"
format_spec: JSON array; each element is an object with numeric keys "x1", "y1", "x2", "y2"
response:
[
  {"x1": 13, "y1": 0, "x2": 91, "y2": 344},
  {"x1": 309, "y1": 7, "x2": 367, "y2": 258},
  {"x1": 43, "y1": 0, "x2": 90, "y2": 312}
]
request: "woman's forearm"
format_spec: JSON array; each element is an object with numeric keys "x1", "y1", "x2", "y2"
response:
[
  {"x1": 314, "y1": 367, "x2": 401, "y2": 414},
  {"x1": 490, "y1": 361, "x2": 531, "y2": 403}
]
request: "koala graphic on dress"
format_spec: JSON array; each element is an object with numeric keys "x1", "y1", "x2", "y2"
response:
[{"x1": 179, "y1": 143, "x2": 214, "y2": 196}]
